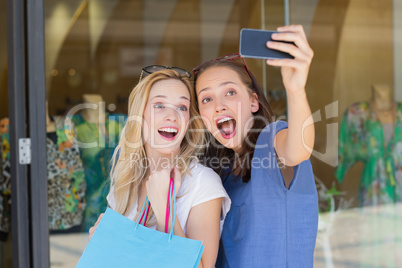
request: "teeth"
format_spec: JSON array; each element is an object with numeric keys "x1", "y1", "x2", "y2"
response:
[
  {"x1": 217, "y1": 117, "x2": 233, "y2": 124},
  {"x1": 159, "y1": 128, "x2": 178, "y2": 133}
]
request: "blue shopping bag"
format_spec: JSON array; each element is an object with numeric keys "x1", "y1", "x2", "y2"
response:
[{"x1": 76, "y1": 179, "x2": 204, "y2": 267}]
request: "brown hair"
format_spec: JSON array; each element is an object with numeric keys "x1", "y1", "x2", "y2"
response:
[{"x1": 194, "y1": 59, "x2": 275, "y2": 182}]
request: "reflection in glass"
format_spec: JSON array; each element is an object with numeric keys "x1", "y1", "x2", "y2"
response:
[{"x1": 38, "y1": 0, "x2": 402, "y2": 267}]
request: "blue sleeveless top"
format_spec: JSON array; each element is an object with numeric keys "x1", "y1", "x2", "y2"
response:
[{"x1": 216, "y1": 121, "x2": 318, "y2": 268}]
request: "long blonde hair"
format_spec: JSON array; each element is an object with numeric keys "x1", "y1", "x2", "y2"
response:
[{"x1": 110, "y1": 69, "x2": 205, "y2": 225}]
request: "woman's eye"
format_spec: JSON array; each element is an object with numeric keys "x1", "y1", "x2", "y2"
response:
[
  {"x1": 202, "y1": 97, "x2": 212, "y2": 104},
  {"x1": 178, "y1": 105, "x2": 188, "y2": 111},
  {"x1": 226, "y1": 90, "x2": 236, "y2": 96},
  {"x1": 154, "y1": 103, "x2": 164, "y2": 109}
]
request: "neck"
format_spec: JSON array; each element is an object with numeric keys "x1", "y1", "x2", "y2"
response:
[
  {"x1": 82, "y1": 107, "x2": 105, "y2": 124},
  {"x1": 82, "y1": 94, "x2": 105, "y2": 123},
  {"x1": 371, "y1": 84, "x2": 393, "y2": 110},
  {"x1": 232, "y1": 145, "x2": 242, "y2": 154},
  {"x1": 145, "y1": 147, "x2": 180, "y2": 174}
]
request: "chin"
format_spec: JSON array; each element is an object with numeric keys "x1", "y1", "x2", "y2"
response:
[
  {"x1": 155, "y1": 147, "x2": 180, "y2": 157},
  {"x1": 224, "y1": 141, "x2": 241, "y2": 151},
  {"x1": 160, "y1": 139, "x2": 184, "y2": 155},
  {"x1": 215, "y1": 134, "x2": 241, "y2": 151}
]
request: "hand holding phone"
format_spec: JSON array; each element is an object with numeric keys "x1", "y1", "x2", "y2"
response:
[{"x1": 239, "y1": 28, "x2": 295, "y2": 59}]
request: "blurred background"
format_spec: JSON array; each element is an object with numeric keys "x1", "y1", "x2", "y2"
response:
[{"x1": 0, "y1": 0, "x2": 401, "y2": 267}]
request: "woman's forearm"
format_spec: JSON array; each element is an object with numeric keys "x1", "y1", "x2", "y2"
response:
[{"x1": 283, "y1": 89, "x2": 315, "y2": 165}]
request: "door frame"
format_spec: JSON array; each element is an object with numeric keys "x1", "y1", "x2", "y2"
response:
[{"x1": 7, "y1": 0, "x2": 49, "y2": 267}]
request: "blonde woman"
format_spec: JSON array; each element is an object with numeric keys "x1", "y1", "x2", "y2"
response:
[{"x1": 89, "y1": 67, "x2": 230, "y2": 268}]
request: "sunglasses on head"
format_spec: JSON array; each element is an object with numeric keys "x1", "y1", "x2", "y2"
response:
[
  {"x1": 192, "y1": 53, "x2": 251, "y2": 78},
  {"x1": 139, "y1": 65, "x2": 192, "y2": 81}
]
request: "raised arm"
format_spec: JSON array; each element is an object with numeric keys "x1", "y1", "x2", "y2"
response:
[{"x1": 267, "y1": 25, "x2": 315, "y2": 166}]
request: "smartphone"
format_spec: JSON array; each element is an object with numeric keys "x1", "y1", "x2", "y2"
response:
[{"x1": 239, "y1": 28, "x2": 294, "y2": 59}]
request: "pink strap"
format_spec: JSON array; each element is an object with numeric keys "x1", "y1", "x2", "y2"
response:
[
  {"x1": 139, "y1": 201, "x2": 150, "y2": 226},
  {"x1": 139, "y1": 208, "x2": 145, "y2": 225},
  {"x1": 165, "y1": 178, "x2": 174, "y2": 233},
  {"x1": 143, "y1": 204, "x2": 151, "y2": 225}
]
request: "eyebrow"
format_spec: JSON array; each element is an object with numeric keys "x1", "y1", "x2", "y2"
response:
[
  {"x1": 151, "y1": 95, "x2": 190, "y2": 101},
  {"x1": 197, "y1": 81, "x2": 237, "y2": 96}
]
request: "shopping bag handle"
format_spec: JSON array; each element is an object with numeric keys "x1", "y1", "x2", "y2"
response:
[
  {"x1": 135, "y1": 178, "x2": 176, "y2": 241},
  {"x1": 138, "y1": 197, "x2": 151, "y2": 226},
  {"x1": 165, "y1": 178, "x2": 176, "y2": 236},
  {"x1": 136, "y1": 196, "x2": 151, "y2": 228},
  {"x1": 165, "y1": 181, "x2": 171, "y2": 233},
  {"x1": 166, "y1": 178, "x2": 176, "y2": 241}
]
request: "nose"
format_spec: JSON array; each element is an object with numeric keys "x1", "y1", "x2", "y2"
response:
[
  {"x1": 164, "y1": 107, "x2": 178, "y2": 122},
  {"x1": 215, "y1": 97, "x2": 227, "y2": 113}
]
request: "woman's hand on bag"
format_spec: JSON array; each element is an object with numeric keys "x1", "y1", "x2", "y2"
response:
[
  {"x1": 88, "y1": 213, "x2": 104, "y2": 240},
  {"x1": 146, "y1": 165, "x2": 182, "y2": 230},
  {"x1": 146, "y1": 168, "x2": 170, "y2": 220}
]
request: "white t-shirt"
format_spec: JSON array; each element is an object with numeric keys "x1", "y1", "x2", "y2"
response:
[{"x1": 107, "y1": 162, "x2": 231, "y2": 235}]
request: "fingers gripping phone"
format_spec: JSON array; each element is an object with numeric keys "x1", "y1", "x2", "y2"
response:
[{"x1": 239, "y1": 28, "x2": 295, "y2": 59}]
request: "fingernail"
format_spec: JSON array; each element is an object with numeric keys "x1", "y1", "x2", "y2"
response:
[{"x1": 272, "y1": 33, "x2": 278, "y2": 38}]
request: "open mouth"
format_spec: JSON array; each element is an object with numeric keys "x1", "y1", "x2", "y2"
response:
[
  {"x1": 158, "y1": 127, "x2": 178, "y2": 141},
  {"x1": 216, "y1": 116, "x2": 236, "y2": 139}
]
